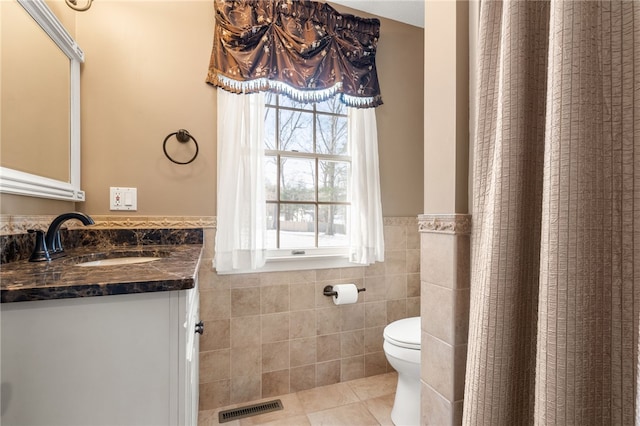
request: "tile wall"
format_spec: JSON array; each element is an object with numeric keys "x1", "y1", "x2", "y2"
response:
[
  {"x1": 418, "y1": 214, "x2": 471, "y2": 425},
  {"x1": 197, "y1": 217, "x2": 420, "y2": 410}
]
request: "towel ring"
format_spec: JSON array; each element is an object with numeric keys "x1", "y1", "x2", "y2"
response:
[{"x1": 163, "y1": 129, "x2": 199, "y2": 165}]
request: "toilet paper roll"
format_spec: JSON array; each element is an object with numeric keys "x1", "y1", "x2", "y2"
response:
[{"x1": 332, "y1": 284, "x2": 359, "y2": 305}]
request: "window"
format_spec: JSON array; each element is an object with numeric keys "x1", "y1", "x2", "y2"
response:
[
  {"x1": 264, "y1": 93, "x2": 350, "y2": 259},
  {"x1": 215, "y1": 90, "x2": 384, "y2": 274}
]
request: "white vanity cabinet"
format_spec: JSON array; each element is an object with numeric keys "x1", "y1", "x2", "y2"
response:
[{"x1": 0, "y1": 284, "x2": 200, "y2": 426}]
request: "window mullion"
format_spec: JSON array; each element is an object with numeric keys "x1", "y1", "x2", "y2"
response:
[
  {"x1": 313, "y1": 104, "x2": 319, "y2": 249},
  {"x1": 315, "y1": 156, "x2": 319, "y2": 248},
  {"x1": 265, "y1": 150, "x2": 350, "y2": 163},
  {"x1": 276, "y1": 203, "x2": 281, "y2": 249},
  {"x1": 275, "y1": 96, "x2": 281, "y2": 249},
  {"x1": 317, "y1": 201, "x2": 349, "y2": 206}
]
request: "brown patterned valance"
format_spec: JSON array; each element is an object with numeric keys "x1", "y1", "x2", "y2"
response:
[{"x1": 206, "y1": 0, "x2": 383, "y2": 108}]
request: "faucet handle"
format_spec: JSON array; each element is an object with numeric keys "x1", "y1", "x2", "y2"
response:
[
  {"x1": 28, "y1": 229, "x2": 51, "y2": 262},
  {"x1": 49, "y1": 230, "x2": 63, "y2": 254}
]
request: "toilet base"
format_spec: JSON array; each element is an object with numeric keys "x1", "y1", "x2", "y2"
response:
[{"x1": 390, "y1": 372, "x2": 421, "y2": 426}]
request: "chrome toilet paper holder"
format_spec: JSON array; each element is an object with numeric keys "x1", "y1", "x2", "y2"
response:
[{"x1": 323, "y1": 285, "x2": 366, "y2": 297}]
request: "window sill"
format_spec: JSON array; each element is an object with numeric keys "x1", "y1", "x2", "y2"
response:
[{"x1": 215, "y1": 254, "x2": 360, "y2": 275}]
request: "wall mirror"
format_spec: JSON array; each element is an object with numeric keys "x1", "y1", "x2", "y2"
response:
[{"x1": 0, "y1": 0, "x2": 85, "y2": 201}]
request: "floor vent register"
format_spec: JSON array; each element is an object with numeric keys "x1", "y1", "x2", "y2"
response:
[{"x1": 218, "y1": 399, "x2": 284, "y2": 423}]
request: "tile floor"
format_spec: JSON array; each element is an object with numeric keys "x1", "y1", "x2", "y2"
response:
[{"x1": 198, "y1": 372, "x2": 398, "y2": 426}]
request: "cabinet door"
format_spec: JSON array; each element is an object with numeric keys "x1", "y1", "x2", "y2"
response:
[{"x1": 1, "y1": 293, "x2": 174, "y2": 426}]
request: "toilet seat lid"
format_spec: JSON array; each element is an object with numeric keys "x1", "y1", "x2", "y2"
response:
[{"x1": 383, "y1": 317, "x2": 421, "y2": 350}]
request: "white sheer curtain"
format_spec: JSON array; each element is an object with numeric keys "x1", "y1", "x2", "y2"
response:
[
  {"x1": 215, "y1": 93, "x2": 384, "y2": 272},
  {"x1": 348, "y1": 107, "x2": 384, "y2": 265},
  {"x1": 214, "y1": 90, "x2": 267, "y2": 272}
]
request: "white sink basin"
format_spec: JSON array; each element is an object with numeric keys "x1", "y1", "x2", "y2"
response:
[{"x1": 77, "y1": 257, "x2": 161, "y2": 267}]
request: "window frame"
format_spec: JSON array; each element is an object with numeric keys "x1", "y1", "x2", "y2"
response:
[{"x1": 263, "y1": 94, "x2": 352, "y2": 267}]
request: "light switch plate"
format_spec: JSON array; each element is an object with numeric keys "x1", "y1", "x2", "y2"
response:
[{"x1": 110, "y1": 187, "x2": 137, "y2": 211}]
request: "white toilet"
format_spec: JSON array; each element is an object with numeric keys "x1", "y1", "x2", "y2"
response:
[{"x1": 383, "y1": 316, "x2": 421, "y2": 426}]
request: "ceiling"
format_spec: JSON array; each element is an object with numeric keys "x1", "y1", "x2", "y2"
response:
[{"x1": 330, "y1": 0, "x2": 424, "y2": 28}]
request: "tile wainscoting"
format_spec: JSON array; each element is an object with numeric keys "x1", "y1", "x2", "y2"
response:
[
  {"x1": 419, "y1": 214, "x2": 471, "y2": 426},
  {"x1": 198, "y1": 216, "x2": 421, "y2": 410}
]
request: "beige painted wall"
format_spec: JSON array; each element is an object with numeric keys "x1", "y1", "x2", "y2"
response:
[
  {"x1": 77, "y1": 1, "x2": 423, "y2": 217},
  {"x1": 331, "y1": 2, "x2": 425, "y2": 217},
  {"x1": 1, "y1": 1, "x2": 423, "y2": 218},
  {"x1": 2, "y1": 2, "x2": 422, "y2": 219},
  {"x1": 423, "y1": 0, "x2": 469, "y2": 214},
  {"x1": 75, "y1": 1, "x2": 217, "y2": 216},
  {"x1": 0, "y1": 194, "x2": 73, "y2": 216},
  {"x1": 420, "y1": 2, "x2": 472, "y2": 423}
]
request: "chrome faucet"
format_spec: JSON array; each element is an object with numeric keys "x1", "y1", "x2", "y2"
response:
[{"x1": 29, "y1": 212, "x2": 94, "y2": 262}]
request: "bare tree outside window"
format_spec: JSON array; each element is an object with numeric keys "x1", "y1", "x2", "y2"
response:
[{"x1": 264, "y1": 94, "x2": 350, "y2": 250}]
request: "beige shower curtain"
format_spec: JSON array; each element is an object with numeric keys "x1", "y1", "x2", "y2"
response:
[{"x1": 465, "y1": 1, "x2": 639, "y2": 425}]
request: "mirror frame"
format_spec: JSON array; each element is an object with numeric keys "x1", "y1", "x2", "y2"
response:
[{"x1": 0, "y1": 0, "x2": 85, "y2": 201}]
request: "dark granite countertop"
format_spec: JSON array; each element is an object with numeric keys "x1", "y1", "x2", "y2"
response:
[{"x1": 0, "y1": 228, "x2": 204, "y2": 303}]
